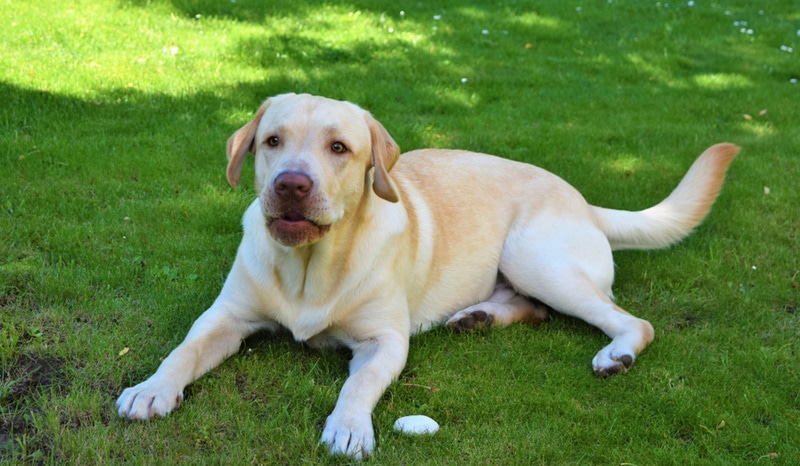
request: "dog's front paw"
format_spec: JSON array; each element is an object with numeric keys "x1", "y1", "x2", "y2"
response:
[
  {"x1": 116, "y1": 378, "x2": 184, "y2": 420},
  {"x1": 320, "y1": 411, "x2": 374, "y2": 459},
  {"x1": 446, "y1": 309, "x2": 495, "y2": 333}
]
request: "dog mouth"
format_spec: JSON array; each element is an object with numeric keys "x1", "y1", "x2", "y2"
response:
[
  {"x1": 280, "y1": 210, "x2": 311, "y2": 223},
  {"x1": 267, "y1": 209, "x2": 331, "y2": 246}
]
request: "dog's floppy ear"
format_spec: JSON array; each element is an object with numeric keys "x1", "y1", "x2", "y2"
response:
[
  {"x1": 226, "y1": 99, "x2": 272, "y2": 187},
  {"x1": 365, "y1": 113, "x2": 400, "y2": 203}
]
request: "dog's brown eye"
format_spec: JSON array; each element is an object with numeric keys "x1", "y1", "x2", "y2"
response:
[
  {"x1": 266, "y1": 136, "x2": 279, "y2": 147},
  {"x1": 331, "y1": 142, "x2": 347, "y2": 154}
]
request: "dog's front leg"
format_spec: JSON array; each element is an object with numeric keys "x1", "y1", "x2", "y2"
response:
[
  {"x1": 116, "y1": 304, "x2": 267, "y2": 420},
  {"x1": 321, "y1": 329, "x2": 409, "y2": 459}
]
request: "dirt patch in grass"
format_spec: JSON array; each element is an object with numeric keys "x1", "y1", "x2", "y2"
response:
[
  {"x1": 1, "y1": 353, "x2": 65, "y2": 460},
  {"x1": 1, "y1": 354, "x2": 64, "y2": 404}
]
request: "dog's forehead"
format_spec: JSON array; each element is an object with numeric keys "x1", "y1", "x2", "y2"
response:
[{"x1": 261, "y1": 95, "x2": 369, "y2": 137}]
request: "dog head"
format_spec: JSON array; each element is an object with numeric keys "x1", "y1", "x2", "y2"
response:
[{"x1": 226, "y1": 94, "x2": 400, "y2": 247}]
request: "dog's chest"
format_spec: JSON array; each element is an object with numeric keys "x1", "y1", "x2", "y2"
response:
[
  {"x1": 257, "y1": 261, "x2": 366, "y2": 343},
  {"x1": 282, "y1": 302, "x2": 336, "y2": 342}
]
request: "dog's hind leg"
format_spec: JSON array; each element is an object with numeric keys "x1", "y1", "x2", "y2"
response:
[
  {"x1": 446, "y1": 280, "x2": 550, "y2": 332},
  {"x1": 499, "y1": 220, "x2": 655, "y2": 376}
]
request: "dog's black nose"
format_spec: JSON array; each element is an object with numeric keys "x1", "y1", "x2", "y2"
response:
[{"x1": 274, "y1": 172, "x2": 313, "y2": 200}]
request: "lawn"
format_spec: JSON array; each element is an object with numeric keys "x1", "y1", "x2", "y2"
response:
[{"x1": 1, "y1": 0, "x2": 799, "y2": 464}]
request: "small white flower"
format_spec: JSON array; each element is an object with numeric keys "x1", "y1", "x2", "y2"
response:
[
  {"x1": 780, "y1": 45, "x2": 794, "y2": 53},
  {"x1": 747, "y1": 29, "x2": 754, "y2": 35},
  {"x1": 797, "y1": 29, "x2": 800, "y2": 36},
  {"x1": 400, "y1": 11, "x2": 405, "y2": 16},
  {"x1": 195, "y1": 14, "x2": 202, "y2": 19},
  {"x1": 433, "y1": 15, "x2": 442, "y2": 20},
  {"x1": 687, "y1": 1, "x2": 694, "y2": 6},
  {"x1": 724, "y1": 10, "x2": 732, "y2": 16},
  {"x1": 482, "y1": 29, "x2": 489, "y2": 35},
  {"x1": 752, "y1": 265, "x2": 757, "y2": 271},
  {"x1": 388, "y1": 27, "x2": 394, "y2": 33},
  {"x1": 461, "y1": 78, "x2": 468, "y2": 83},
  {"x1": 576, "y1": 6, "x2": 582, "y2": 12},
  {"x1": 790, "y1": 78, "x2": 798, "y2": 84}
]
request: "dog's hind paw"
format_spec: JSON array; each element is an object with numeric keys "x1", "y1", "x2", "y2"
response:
[
  {"x1": 447, "y1": 309, "x2": 495, "y2": 333},
  {"x1": 592, "y1": 352, "x2": 635, "y2": 377}
]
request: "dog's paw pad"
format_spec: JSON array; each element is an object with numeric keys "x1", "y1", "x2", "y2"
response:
[
  {"x1": 593, "y1": 354, "x2": 635, "y2": 378},
  {"x1": 617, "y1": 354, "x2": 634, "y2": 369},
  {"x1": 471, "y1": 310, "x2": 493, "y2": 324},
  {"x1": 594, "y1": 363, "x2": 625, "y2": 378},
  {"x1": 447, "y1": 315, "x2": 475, "y2": 332},
  {"x1": 447, "y1": 310, "x2": 494, "y2": 333}
]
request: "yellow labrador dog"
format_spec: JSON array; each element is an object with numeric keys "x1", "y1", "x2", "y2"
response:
[{"x1": 117, "y1": 93, "x2": 738, "y2": 458}]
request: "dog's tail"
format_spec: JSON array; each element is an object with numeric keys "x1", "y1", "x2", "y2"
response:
[{"x1": 591, "y1": 143, "x2": 739, "y2": 251}]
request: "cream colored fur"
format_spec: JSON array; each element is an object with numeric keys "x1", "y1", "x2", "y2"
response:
[{"x1": 116, "y1": 94, "x2": 738, "y2": 458}]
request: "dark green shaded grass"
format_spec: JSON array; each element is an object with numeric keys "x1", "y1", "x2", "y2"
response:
[{"x1": 2, "y1": 0, "x2": 799, "y2": 464}]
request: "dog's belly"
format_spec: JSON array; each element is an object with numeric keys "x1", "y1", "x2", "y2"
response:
[{"x1": 404, "y1": 244, "x2": 504, "y2": 334}]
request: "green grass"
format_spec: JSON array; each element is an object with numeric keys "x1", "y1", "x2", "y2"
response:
[{"x1": 1, "y1": 0, "x2": 798, "y2": 463}]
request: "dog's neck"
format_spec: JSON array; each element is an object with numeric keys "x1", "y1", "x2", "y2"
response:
[{"x1": 270, "y1": 191, "x2": 405, "y2": 302}]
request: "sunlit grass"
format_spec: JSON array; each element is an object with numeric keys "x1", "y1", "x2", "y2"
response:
[
  {"x1": 693, "y1": 73, "x2": 754, "y2": 89},
  {"x1": 602, "y1": 154, "x2": 643, "y2": 176},
  {"x1": 736, "y1": 119, "x2": 777, "y2": 138}
]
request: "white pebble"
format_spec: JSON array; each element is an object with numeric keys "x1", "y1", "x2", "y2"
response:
[{"x1": 393, "y1": 415, "x2": 439, "y2": 435}]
